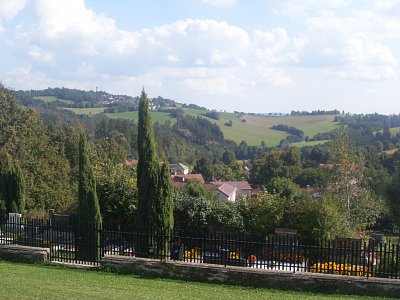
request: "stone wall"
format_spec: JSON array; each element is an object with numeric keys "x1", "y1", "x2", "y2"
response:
[
  {"x1": 0, "y1": 245, "x2": 49, "y2": 263},
  {"x1": 102, "y1": 255, "x2": 400, "y2": 298}
]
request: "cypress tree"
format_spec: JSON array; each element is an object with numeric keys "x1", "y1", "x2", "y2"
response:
[
  {"x1": 136, "y1": 90, "x2": 174, "y2": 256},
  {"x1": 77, "y1": 132, "x2": 102, "y2": 261},
  {"x1": 157, "y1": 162, "x2": 174, "y2": 231},
  {"x1": 137, "y1": 89, "x2": 160, "y2": 230}
]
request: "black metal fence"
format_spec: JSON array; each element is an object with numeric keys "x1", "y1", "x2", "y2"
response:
[{"x1": 1, "y1": 217, "x2": 399, "y2": 279}]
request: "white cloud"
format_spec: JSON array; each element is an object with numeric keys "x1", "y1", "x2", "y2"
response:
[
  {"x1": 255, "y1": 67, "x2": 292, "y2": 85},
  {"x1": 0, "y1": 0, "x2": 27, "y2": 33},
  {"x1": 303, "y1": 6, "x2": 400, "y2": 80},
  {"x1": 28, "y1": 45, "x2": 55, "y2": 62},
  {"x1": 0, "y1": 0, "x2": 27, "y2": 19},
  {"x1": 343, "y1": 38, "x2": 396, "y2": 66},
  {"x1": 201, "y1": 0, "x2": 236, "y2": 7},
  {"x1": 273, "y1": 0, "x2": 347, "y2": 17},
  {"x1": 2, "y1": 0, "x2": 312, "y2": 112},
  {"x1": 326, "y1": 66, "x2": 396, "y2": 80},
  {"x1": 253, "y1": 28, "x2": 304, "y2": 65}
]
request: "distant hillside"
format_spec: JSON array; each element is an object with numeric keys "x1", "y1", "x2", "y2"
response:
[{"x1": 15, "y1": 87, "x2": 340, "y2": 147}]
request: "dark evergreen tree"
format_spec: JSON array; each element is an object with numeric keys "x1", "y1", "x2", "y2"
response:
[
  {"x1": 136, "y1": 90, "x2": 174, "y2": 256},
  {"x1": 77, "y1": 132, "x2": 102, "y2": 261},
  {"x1": 156, "y1": 163, "x2": 174, "y2": 231},
  {"x1": 137, "y1": 89, "x2": 160, "y2": 230},
  {"x1": 0, "y1": 150, "x2": 25, "y2": 216}
]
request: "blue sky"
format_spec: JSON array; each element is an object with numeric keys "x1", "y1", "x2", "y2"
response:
[{"x1": 1, "y1": 0, "x2": 399, "y2": 114}]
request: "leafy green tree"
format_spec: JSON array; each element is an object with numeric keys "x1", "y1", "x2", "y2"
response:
[
  {"x1": 94, "y1": 163, "x2": 137, "y2": 224},
  {"x1": 327, "y1": 126, "x2": 384, "y2": 233},
  {"x1": 222, "y1": 150, "x2": 236, "y2": 165},
  {"x1": 250, "y1": 148, "x2": 302, "y2": 185},
  {"x1": 193, "y1": 157, "x2": 214, "y2": 182},
  {"x1": 243, "y1": 189, "x2": 285, "y2": 238},
  {"x1": 173, "y1": 190, "x2": 213, "y2": 234},
  {"x1": 77, "y1": 132, "x2": 102, "y2": 261},
  {"x1": 0, "y1": 85, "x2": 75, "y2": 212}
]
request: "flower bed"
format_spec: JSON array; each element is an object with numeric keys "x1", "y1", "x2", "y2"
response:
[{"x1": 312, "y1": 262, "x2": 371, "y2": 277}]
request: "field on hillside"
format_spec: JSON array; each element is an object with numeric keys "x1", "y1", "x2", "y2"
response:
[
  {"x1": 64, "y1": 107, "x2": 106, "y2": 115},
  {"x1": 33, "y1": 96, "x2": 74, "y2": 105},
  {"x1": 101, "y1": 109, "x2": 338, "y2": 146},
  {"x1": 0, "y1": 261, "x2": 387, "y2": 300},
  {"x1": 209, "y1": 113, "x2": 338, "y2": 146},
  {"x1": 105, "y1": 111, "x2": 175, "y2": 124},
  {"x1": 390, "y1": 127, "x2": 400, "y2": 135}
]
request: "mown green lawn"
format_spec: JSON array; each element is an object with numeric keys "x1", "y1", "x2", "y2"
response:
[{"x1": 0, "y1": 261, "x2": 388, "y2": 300}]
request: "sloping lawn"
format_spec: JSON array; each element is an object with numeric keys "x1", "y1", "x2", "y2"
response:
[{"x1": 0, "y1": 261, "x2": 388, "y2": 299}]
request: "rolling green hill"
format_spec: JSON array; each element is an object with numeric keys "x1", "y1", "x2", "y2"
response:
[
  {"x1": 24, "y1": 90, "x2": 340, "y2": 147},
  {"x1": 196, "y1": 112, "x2": 338, "y2": 146},
  {"x1": 75, "y1": 108, "x2": 338, "y2": 146}
]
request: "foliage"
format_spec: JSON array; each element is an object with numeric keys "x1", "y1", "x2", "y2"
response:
[
  {"x1": 241, "y1": 189, "x2": 285, "y2": 237},
  {"x1": 222, "y1": 150, "x2": 236, "y2": 165},
  {"x1": 156, "y1": 162, "x2": 174, "y2": 232},
  {"x1": 137, "y1": 89, "x2": 174, "y2": 244},
  {"x1": 250, "y1": 148, "x2": 302, "y2": 186},
  {"x1": 0, "y1": 85, "x2": 75, "y2": 212},
  {"x1": 77, "y1": 132, "x2": 102, "y2": 261},
  {"x1": 0, "y1": 150, "x2": 25, "y2": 216},
  {"x1": 137, "y1": 90, "x2": 161, "y2": 230},
  {"x1": 94, "y1": 163, "x2": 137, "y2": 224},
  {"x1": 201, "y1": 110, "x2": 220, "y2": 120},
  {"x1": 326, "y1": 126, "x2": 384, "y2": 232},
  {"x1": 174, "y1": 114, "x2": 224, "y2": 144},
  {"x1": 271, "y1": 124, "x2": 304, "y2": 138},
  {"x1": 173, "y1": 190, "x2": 213, "y2": 233},
  {"x1": 193, "y1": 157, "x2": 214, "y2": 182}
]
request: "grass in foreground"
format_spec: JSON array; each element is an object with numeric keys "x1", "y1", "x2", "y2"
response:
[{"x1": 0, "y1": 261, "x2": 388, "y2": 300}]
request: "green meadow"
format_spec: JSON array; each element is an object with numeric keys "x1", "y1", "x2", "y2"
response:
[
  {"x1": 33, "y1": 96, "x2": 74, "y2": 105},
  {"x1": 61, "y1": 105, "x2": 339, "y2": 146}
]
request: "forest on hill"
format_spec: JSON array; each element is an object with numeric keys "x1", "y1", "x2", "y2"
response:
[{"x1": 1, "y1": 85, "x2": 400, "y2": 241}]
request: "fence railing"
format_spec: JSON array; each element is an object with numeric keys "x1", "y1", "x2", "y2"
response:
[{"x1": 1, "y1": 217, "x2": 399, "y2": 279}]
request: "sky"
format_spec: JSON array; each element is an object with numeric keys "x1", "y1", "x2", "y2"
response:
[{"x1": 0, "y1": 0, "x2": 399, "y2": 114}]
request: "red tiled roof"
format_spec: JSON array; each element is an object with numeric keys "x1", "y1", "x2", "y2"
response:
[
  {"x1": 171, "y1": 174, "x2": 205, "y2": 188},
  {"x1": 172, "y1": 174, "x2": 205, "y2": 183}
]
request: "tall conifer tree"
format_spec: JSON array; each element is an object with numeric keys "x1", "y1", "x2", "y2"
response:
[
  {"x1": 157, "y1": 162, "x2": 174, "y2": 231},
  {"x1": 136, "y1": 90, "x2": 174, "y2": 256},
  {"x1": 77, "y1": 132, "x2": 102, "y2": 261},
  {"x1": 137, "y1": 89, "x2": 160, "y2": 230}
]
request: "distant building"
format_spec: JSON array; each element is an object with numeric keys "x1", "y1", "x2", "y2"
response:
[
  {"x1": 171, "y1": 174, "x2": 205, "y2": 188},
  {"x1": 208, "y1": 181, "x2": 252, "y2": 200},
  {"x1": 212, "y1": 183, "x2": 237, "y2": 202},
  {"x1": 169, "y1": 163, "x2": 189, "y2": 175}
]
